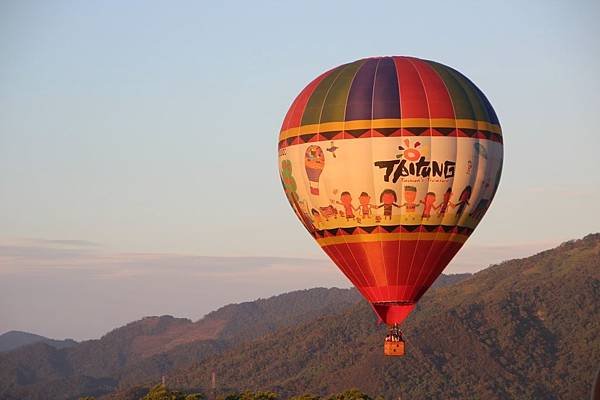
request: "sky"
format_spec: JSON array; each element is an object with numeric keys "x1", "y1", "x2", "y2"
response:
[{"x1": 1, "y1": 0, "x2": 599, "y2": 340}]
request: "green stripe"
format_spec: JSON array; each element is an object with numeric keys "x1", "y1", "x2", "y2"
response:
[
  {"x1": 424, "y1": 61, "x2": 473, "y2": 120},
  {"x1": 320, "y1": 60, "x2": 365, "y2": 123},
  {"x1": 426, "y1": 61, "x2": 488, "y2": 121},
  {"x1": 301, "y1": 64, "x2": 347, "y2": 126},
  {"x1": 444, "y1": 67, "x2": 494, "y2": 123},
  {"x1": 441, "y1": 65, "x2": 491, "y2": 122}
]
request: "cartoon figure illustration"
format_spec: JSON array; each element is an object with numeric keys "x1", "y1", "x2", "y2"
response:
[
  {"x1": 326, "y1": 141, "x2": 339, "y2": 158},
  {"x1": 466, "y1": 160, "x2": 473, "y2": 175},
  {"x1": 468, "y1": 178, "x2": 494, "y2": 222},
  {"x1": 280, "y1": 159, "x2": 308, "y2": 226},
  {"x1": 473, "y1": 143, "x2": 488, "y2": 159},
  {"x1": 284, "y1": 189, "x2": 316, "y2": 234},
  {"x1": 420, "y1": 192, "x2": 440, "y2": 220},
  {"x1": 437, "y1": 187, "x2": 456, "y2": 217},
  {"x1": 311, "y1": 208, "x2": 323, "y2": 228},
  {"x1": 304, "y1": 145, "x2": 325, "y2": 195},
  {"x1": 319, "y1": 205, "x2": 339, "y2": 221},
  {"x1": 455, "y1": 185, "x2": 472, "y2": 218},
  {"x1": 400, "y1": 186, "x2": 421, "y2": 213},
  {"x1": 355, "y1": 192, "x2": 375, "y2": 221},
  {"x1": 336, "y1": 191, "x2": 355, "y2": 220},
  {"x1": 377, "y1": 189, "x2": 400, "y2": 220},
  {"x1": 280, "y1": 159, "x2": 297, "y2": 200},
  {"x1": 469, "y1": 199, "x2": 490, "y2": 222}
]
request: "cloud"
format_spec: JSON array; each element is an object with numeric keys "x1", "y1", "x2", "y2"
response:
[
  {"x1": 0, "y1": 236, "x2": 561, "y2": 340},
  {"x1": 0, "y1": 238, "x2": 348, "y2": 340}
]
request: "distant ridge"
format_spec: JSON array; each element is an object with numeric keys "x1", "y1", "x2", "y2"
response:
[
  {"x1": 0, "y1": 234, "x2": 598, "y2": 400},
  {"x1": 0, "y1": 330, "x2": 77, "y2": 353}
]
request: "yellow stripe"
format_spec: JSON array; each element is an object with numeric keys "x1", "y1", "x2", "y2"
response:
[
  {"x1": 315, "y1": 232, "x2": 469, "y2": 246},
  {"x1": 279, "y1": 118, "x2": 502, "y2": 141}
]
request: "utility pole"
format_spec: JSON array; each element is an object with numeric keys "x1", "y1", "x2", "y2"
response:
[
  {"x1": 162, "y1": 375, "x2": 166, "y2": 386},
  {"x1": 211, "y1": 370, "x2": 216, "y2": 400}
]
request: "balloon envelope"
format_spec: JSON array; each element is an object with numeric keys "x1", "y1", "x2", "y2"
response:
[{"x1": 278, "y1": 56, "x2": 503, "y2": 325}]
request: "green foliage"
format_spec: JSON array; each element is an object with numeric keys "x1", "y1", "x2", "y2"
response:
[
  {"x1": 141, "y1": 384, "x2": 204, "y2": 400},
  {"x1": 326, "y1": 389, "x2": 372, "y2": 400},
  {"x1": 1, "y1": 234, "x2": 599, "y2": 400},
  {"x1": 219, "y1": 390, "x2": 278, "y2": 400},
  {"x1": 289, "y1": 395, "x2": 320, "y2": 400}
]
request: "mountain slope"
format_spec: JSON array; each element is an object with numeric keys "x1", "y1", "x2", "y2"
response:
[
  {"x1": 164, "y1": 234, "x2": 600, "y2": 400},
  {"x1": 0, "y1": 331, "x2": 77, "y2": 353},
  {"x1": 0, "y1": 287, "x2": 365, "y2": 399},
  {"x1": 2, "y1": 234, "x2": 598, "y2": 400}
]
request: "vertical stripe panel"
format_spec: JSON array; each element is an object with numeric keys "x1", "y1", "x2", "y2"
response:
[
  {"x1": 344, "y1": 59, "x2": 378, "y2": 121},
  {"x1": 320, "y1": 60, "x2": 365, "y2": 123},
  {"x1": 393, "y1": 57, "x2": 429, "y2": 119},
  {"x1": 408, "y1": 58, "x2": 455, "y2": 119},
  {"x1": 281, "y1": 70, "x2": 334, "y2": 132},
  {"x1": 423, "y1": 60, "x2": 477, "y2": 120},
  {"x1": 372, "y1": 57, "x2": 401, "y2": 119},
  {"x1": 301, "y1": 64, "x2": 347, "y2": 126}
]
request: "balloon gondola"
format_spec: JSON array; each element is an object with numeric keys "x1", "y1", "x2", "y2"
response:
[{"x1": 278, "y1": 56, "x2": 503, "y2": 356}]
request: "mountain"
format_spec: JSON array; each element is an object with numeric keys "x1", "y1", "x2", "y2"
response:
[
  {"x1": 0, "y1": 331, "x2": 77, "y2": 353},
  {"x1": 166, "y1": 234, "x2": 600, "y2": 400},
  {"x1": 0, "y1": 287, "x2": 366, "y2": 399},
  {"x1": 0, "y1": 234, "x2": 598, "y2": 400}
]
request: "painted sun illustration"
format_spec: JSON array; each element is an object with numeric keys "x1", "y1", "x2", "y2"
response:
[{"x1": 396, "y1": 139, "x2": 428, "y2": 161}]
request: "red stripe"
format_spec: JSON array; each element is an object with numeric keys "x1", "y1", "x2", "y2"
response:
[
  {"x1": 280, "y1": 70, "x2": 333, "y2": 132},
  {"x1": 393, "y1": 57, "x2": 429, "y2": 119},
  {"x1": 322, "y1": 238, "x2": 464, "y2": 305},
  {"x1": 407, "y1": 58, "x2": 455, "y2": 119},
  {"x1": 411, "y1": 240, "x2": 464, "y2": 301}
]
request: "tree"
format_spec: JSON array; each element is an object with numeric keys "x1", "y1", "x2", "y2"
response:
[
  {"x1": 326, "y1": 389, "x2": 373, "y2": 400},
  {"x1": 219, "y1": 391, "x2": 278, "y2": 400},
  {"x1": 141, "y1": 384, "x2": 204, "y2": 400}
]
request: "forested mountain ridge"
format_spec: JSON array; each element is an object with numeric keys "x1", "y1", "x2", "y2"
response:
[
  {"x1": 161, "y1": 234, "x2": 600, "y2": 400},
  {"x1": 0, "y1": 287, "x2": 366, "y2": 399},
  {"x1": 1, "y1": 234, "x2": 598, "y2": 400},
  {"x1": 0, "y1": 331, "x2": 77, "y2": 353}
]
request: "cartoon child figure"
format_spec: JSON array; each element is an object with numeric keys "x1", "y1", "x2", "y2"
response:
[
  {"x1": 469, "y1": 199, "x2": 490, "y2": 221},
  {"x1": 420, "y1": 192, "x2": 440, "y2": 220},
  {"x1": 319, "y1": 205, "x2": 338, "y2": 221},
  {"x1": 438, "y1": 187, "x2": 455, "y2": 217},
  {"x1": 311, "y1": 208, "x2": 323, "y2": 228},
  {"x1": 355, "y1": 192, "x2": 375, "y2": 222},
  {"x1": 400, "y1": 186, "x2": 420, "y2": 213},
  {"x1": 377, "y1": 189, "x2": 400, "y2": 220},
  {"x1": 455, "y1": 185, "x2": 472, "y2": 218},
  {"x1": 336, "y1": 191, "x2": 355, "y2": 220}
]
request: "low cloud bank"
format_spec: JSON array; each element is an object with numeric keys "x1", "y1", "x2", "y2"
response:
[{"x1": 0, "y1": 237, "x2": 558, "y2": 340}]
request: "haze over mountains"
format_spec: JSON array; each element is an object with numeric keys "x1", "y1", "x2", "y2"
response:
[
  {"x1": 0, "y1": 331, "x2": 77, "y2": 353},
  {"x1": 0, "y1": 234, "x2": 598, "y2": 400}
]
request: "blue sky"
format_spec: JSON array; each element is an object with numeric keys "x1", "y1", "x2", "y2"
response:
[{"x1": 1, "y1": 1, "x2": 599, "y2": 339}]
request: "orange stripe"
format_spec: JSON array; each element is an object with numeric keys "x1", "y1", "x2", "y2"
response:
[{"x1": 316, "y1": 232, "x2": 469, "y2": 246}]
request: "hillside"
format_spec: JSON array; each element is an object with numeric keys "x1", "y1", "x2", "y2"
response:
[
  {"x1": 164, "y1": 234, "x2": 600, "y2": 400},
  {"x1": 0, "y1": 234, "x2": 598, "y2": 400},
  {"x1": 0, "y1": 287, "x2": 365, "y2": 399},
  {"x1": 0, "y1": 331, "x2": 77, "y2": 353}
]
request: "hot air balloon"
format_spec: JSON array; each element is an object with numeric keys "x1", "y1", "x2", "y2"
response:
[{"x1": 277, "y1": 56, "x2": 503, "y2": 356}]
